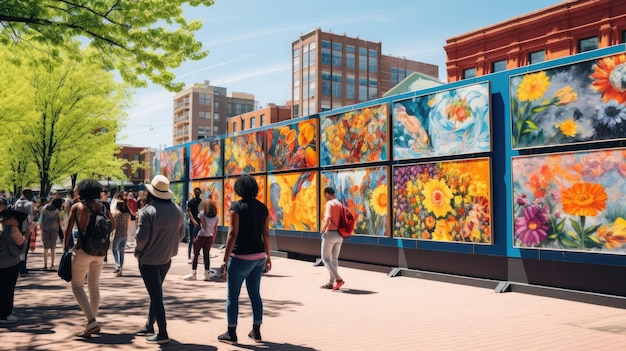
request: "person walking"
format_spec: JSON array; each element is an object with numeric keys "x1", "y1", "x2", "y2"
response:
[
  {"x1": 319, "y1": 187, "x2": 346, "y2": 291},
  {"x1": 218, "y1": 175, "x2": 272, "y2": 345},
  {"x1": 183, "y1": 199, "x2": 219, "y2": 281},
  {"x1": 126, "y1": 192, "x2": 138, "y2": 245},
  {"x1": 135, "y1": 175, "x2": 185, "y2": 345},
  {"x1": 41, "y1": 198, "x2": 63, "y2": 271},
  {"x1": 64, "y1": 180, "x2": 115, "y2": 338},
  {"x1": 0, "y1": 199, "x2": 27, "y2": 325},
  {"x1": 186, "y1": 187, "x2": 202, "y2": 261},
  {"x1": 111, "y1": 201, "x2": 131, "y2": 277},
  {"x1": 14, "y1": 188, "x2": 34, "y2": 275}
]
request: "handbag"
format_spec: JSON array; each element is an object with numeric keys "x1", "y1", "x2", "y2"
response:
[{"x1": 58, "y1": 249, "x2": 72, "y2": 282}]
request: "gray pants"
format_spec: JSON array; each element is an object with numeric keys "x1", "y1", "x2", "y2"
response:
[{"x1": 321, "y1": 231, "x2": 343, "y2": 284}]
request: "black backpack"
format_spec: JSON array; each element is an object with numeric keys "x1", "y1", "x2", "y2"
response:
[{"x1": 81, "y1": 202, "x2": 113, "y2": 256}]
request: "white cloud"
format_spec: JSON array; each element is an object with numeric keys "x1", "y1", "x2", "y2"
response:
[{"x1": 212, "y1": 63, "x2": 291, "y2": 86}]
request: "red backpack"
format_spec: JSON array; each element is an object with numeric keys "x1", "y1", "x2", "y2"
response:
[{"x1": 337, "y1": 201, "x2": 355, "y2": 238}]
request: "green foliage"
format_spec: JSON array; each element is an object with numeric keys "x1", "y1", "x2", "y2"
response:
[
  {"x1": 0, "y1": 0, "x2": 214, "y2": 91},
  {"x1": 0, "y1": 42, "x2": 132, "y2": 196}
]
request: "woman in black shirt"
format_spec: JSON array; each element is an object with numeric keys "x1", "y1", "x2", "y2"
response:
[{"x1": 218, "y1": 175, "x2": 272, "y2": 344}]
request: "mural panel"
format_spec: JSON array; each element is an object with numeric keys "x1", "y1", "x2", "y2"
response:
[
  {"x1": 320, "y1": 104, "x2": 388, "y2": 166},
  {"x1": 267, "y1": 119, "x2": 318, "y2": 172},
  {"x1": 393, "y1": 82, "x2": 491, "y2": 160},
  {"x1": 321, "y1": 166, "x2": 389, "y2": 236},
  {"x1": 267, "y1": 172, "x2": 318, "y2": 232},
  {"x1": 223, "y1": 175, "x2": 266, "y2": 226},
  {"x1": 190, "y1": 140, "x2": 222, "y2": 179},
  {"x1": 393, "y1": 159, "x2": 491, "y2": 243},
  {"x1": 511, "y1": 53, "x2": 626, "y2": 149},
  {"x1": 513, "y1": 149, "x2": 626, "y2": 254},
  {"x1": 224, "y1": 131, "x2": 266, "y2": 175}
]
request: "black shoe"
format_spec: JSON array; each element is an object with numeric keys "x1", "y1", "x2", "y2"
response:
[
  {"x1": 136, "y1": 325, "x2": 155, "y2": 336},
  {"x1": 248, "y1": 324, "x2": 262, "y2": 342},
  {"x1": 218, "y1": 327, "x2": 237, "y2": 344},
  {"x1": 146, "y1": 333, "x2": 170, "y2": 344}
]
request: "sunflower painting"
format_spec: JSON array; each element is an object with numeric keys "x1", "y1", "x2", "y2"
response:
[
  {"x1": 223, "y1": 175, "x2": 266, "y2": 226},
  {"x1": 511, "y1": 53, "x2": 626, "y2": 149},
  {"x1": 393, "y1": 82, "x2": 491, "y2": 160},
  {"x1": 321, "y1": 166, "x2": 389, "y2": 236},
  {"x1": 512, "y1": 148, "x2": 626, "y2": 254},
  {"x1": 224, "y1": 131, "x2": 266, "y2": 176},
  {"x1": 393, "y1": 159, "x2": 491, "y2": 243},
  {"x1": 190, "y1": 140, "x2": 222, "y2": 179},
  {"x1": 170, "y1": 182, "x2": 186, "y2": 208},
  {"x1": 320, "y1": 104, "x2": 388, "y2": 166},
  {"x1": 160, "y1": 147, "x2": 186, "y2": 181},
  {"x1": 267, "y1": 172, "x2": 318, "y2": 232},
  {"x1": 267, "y1": 119, "x2": 318, "y2": 172},
  {"x1": 190, "y1": 179, "x2": 223, "y2": 224}
]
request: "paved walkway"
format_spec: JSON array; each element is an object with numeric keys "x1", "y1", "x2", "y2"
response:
[{"x1": 2, "y1": 241, "x2": 626, "y2": 351}]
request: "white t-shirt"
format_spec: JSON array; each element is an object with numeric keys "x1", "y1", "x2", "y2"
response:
[{"x1": 197, "y1": 211, "x2": 219, "y2": 237}]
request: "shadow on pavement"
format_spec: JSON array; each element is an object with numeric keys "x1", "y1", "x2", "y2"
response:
[
  {"x1": 237, "y1": 342, "x2": 320, "y2": 351},
  {"x1": 336, "y1": 288, "x2": 377, "y2": 295},
  {"x1": 161, "y1": 340, "x2": 218, "y2": 350},
  {"x1": 75, "y1": 332, "x2": 136, "y2": 345}
]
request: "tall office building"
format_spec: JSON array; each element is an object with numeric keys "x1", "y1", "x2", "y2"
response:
[
  {"x1": 291, "y1": 28, "x2": 439, "y2": 117},
  {"x1": 172, "y1": 81, "x2": 255, "y2": 145}
]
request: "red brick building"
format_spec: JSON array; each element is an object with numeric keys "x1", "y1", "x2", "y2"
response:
[
  {"x1": 227, "y1": 103, "x2": 292, "y2": 134},
  {"x1": 116, "y1": 145, "x2": 150, "y2": 184},
  {"x1": 445, "y1": 0, "x2": 626, "y2": 82}
]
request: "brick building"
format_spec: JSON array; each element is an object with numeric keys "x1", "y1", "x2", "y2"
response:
[
  {"x1": 172, "y1": 81, "x2": 255, "y2": 145},
  {"x1": 291, "y1": 28, "x2": 439, "y2": 117},
  {"x1": 116, "y1": 145, "x2": 150, "y2": 184},
  {"x1": 227, "y1": 103, "x2": 292, "y2": 134},
  {"x1": 445, "y1": 0, "x2": 626, "y2": 82}
]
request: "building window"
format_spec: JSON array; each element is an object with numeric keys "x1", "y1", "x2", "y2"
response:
[
  {"x1": 368, "y1": 57, "x2": 377, "y2": 72},
  {"x1": 123, "y1": 154, "x2": 129, "y2": 160},
  {"x1": 321, "y1": 40, "x2": 330, "y2": 49},
  {"x1": 260, "y1": 114, "x2": 266, "y2": 126},
  {"x1": 346, "y1": 53, "x2": 355, "y2": 69},
  {"x1": 213, "y1": 126, "x2": 219, "y2": 135},
  {"x1": 359, "y1": 85, "x2": 367, "y2": 102},
  {"x1": 578, "y1": 36, "x2": 598, "y2": 53},
  {"x1": 346, "y1": 75, "x2": 356, "y2": 100},
  {"x1": 368, "y1": 49, "x2": 377, "y2": 57},
  {"x1": 321, "y1": 71, "x2": 331, "y2": 97},
  {"x1": 250, "y1": 117, "x2": 256, "y2": 129},
  {"x1": 309, "y1": 82, "x2": 315, "y2": 98},
  {"x1": 368, "y1": 78, "x2": 378, "y2": 100},
  {"x1": 293, "y1": 55, "x2": 300, "y2": 72},
  {"x1": 347, "y1": 45, "x2": 355, "y2": 54},
  {"x1": 294, "y1": 86, "x2": 300, "y2": 100},
  {"x1": 332, "y1": 43, "x2": 342, "y2": 67},
  {"x1": 214, "y1": 112, "x2": 219, "y2": 120},
  {"x1": 462, "y1": 67, "x2": 476, "y2": 79},
  {"x1": 233, "y1": 121, "x2": 237, "y2": 132},
  {"x1": 321, "y1": 47, "x2": 331, "y2": 65},
  {"x1": 331, "y1": 73, "x2": 342, "y2": 98},
  {"x1": 303, "y1": 52, "x2": 309, "y2": 67},
  {"x1": 198, "y1": 93, "x2": 211, "y2": 105},
  {"x1": 359, "y1": 49, "x2": 367, "y2": 71},
  {"x1": 529, "y1": 50, "x2": 545, "y2": 64},
  {"x1": 214, "y1": 100, "x2": 219, "y2": 109},
  {"x1": 309, "y1": 46, "x2": 316, "y2": 65},
  {"x1": 622, "y1": 30, "x2": 626, "y2": 43},
  {"x1": 293, "y1": 104, "x2": 299, "y2": 117},
  {"x1": 134, "y1": 154, "x2": 140, "y2": 161},
  {"x1": 491, "y1": 59, "x2": 507, "y2": 73}
]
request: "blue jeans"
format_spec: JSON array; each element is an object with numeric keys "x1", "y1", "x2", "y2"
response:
[
  {"x1": 111, "y1": 237, "x2": 127, "y2": 269},
  {"x1": 226, "y1": 257, "x2": 265, "y2": 326},
  {"x1": 321, "y1": 231, "x2": 343, "y2": 284},
  {"x1": 139, "y1": 261, "x2": 171, "y2": 335},
  {"x1": 187, "y1": 224, "x2": 200, "y2": 259}
]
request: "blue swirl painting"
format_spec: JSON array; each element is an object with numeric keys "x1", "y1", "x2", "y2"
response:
[{"x1": 393, "y1": 82, "x2": 491, "y2": 160}]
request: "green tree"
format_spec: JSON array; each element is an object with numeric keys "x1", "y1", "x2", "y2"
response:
[
  {"x1": 0, "y1": 0, "x2": 214, "y2": 91},
  {"x1": 0, "y1": 43, "x2": 132, "y2": 197}
]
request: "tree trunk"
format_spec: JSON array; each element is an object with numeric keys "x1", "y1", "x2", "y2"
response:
[{"x1": 71, "y1": 174, "x2": 78, "y2": 190}]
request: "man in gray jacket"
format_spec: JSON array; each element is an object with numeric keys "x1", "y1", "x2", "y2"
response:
[{"x1": 134, "y1": 175, "x2": 185, "y2": 345}]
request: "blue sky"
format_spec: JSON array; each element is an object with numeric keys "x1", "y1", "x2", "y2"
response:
[{"x1": 121, "y1": 0, "x2": 560, "y2": 148}]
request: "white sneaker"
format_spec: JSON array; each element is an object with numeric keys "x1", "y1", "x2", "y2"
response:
[
  {"x1": 187, "y1": 257, "x2": 193, "y2": 264},
  {"x1": 0, "y1": 315, "x2": 17, "y2": 324},
  {"x1": 182, "y1": 273, "x2": 196, "y2": 281},
  {"x1": 204, "y1": 271, "x2": 212, "y2": 281}
]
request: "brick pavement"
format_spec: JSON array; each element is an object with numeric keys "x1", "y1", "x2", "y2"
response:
[{"x1": 1, "y1": 241, "x2": 625, "y2": 351}]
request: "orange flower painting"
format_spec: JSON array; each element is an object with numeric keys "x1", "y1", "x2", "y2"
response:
[
  {"x1": 190, "y1": 140, "x2": 222, "y2": 179},
  {"x1": 267, "y1": 119, "x2": 318, "y2": 172},
  {"x1": 268, "y1": 172, "x2": 318, "y2": 232},
  {"x1": 513, "y1": 148, "x2": 626, "y2": 253},
  {"x1": 160, "y1": 147, "x2": 186, "y2": 181},
  {"x1": 223, "y1": 175, "x2": 266, "y2": 226},
  {"x1": 320, "y1": 104, "x2": 388, "y2": 166},
  {"x1": 224, "y1": 131, "x2": 266, "y2": 176}
]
